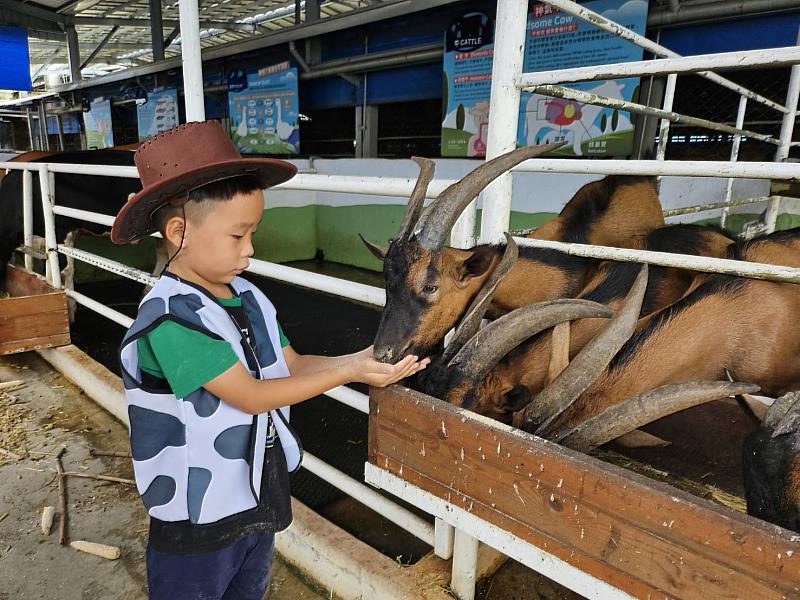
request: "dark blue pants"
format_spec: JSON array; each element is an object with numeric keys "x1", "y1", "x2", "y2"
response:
[{"x1": 146, "y1": 532, "x2": 275, "y2": 600}]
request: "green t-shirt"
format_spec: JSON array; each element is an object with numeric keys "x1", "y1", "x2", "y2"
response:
[{"x1": 136, "y1": 295, "x2": 290, "y2": 399}]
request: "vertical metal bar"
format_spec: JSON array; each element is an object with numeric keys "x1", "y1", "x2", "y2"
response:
[
  {"x1": 721, "y1": 96, "x2": 747, "y2": 229},
  {"x1": 655, "y1": 73, "x2": 677, "y2": 162},
  {"x1": 22, "y1": 169, "x2": 34, "y2": 272},
  {"x1": 38, "y1": 101, "x2": 50, "y2": 152},
  {"x1": 65, "y1": 24, "x2": 82, "y2": 83},
  {"x1": 767, "y1": 28, "x2": 800, "y2": 232},
  {"x1": 451, "y1": 528, "x2": 479, "y2": 600},
  {"x1": 150, "y1": 0, "x2": 165, "y2": 62},
  {"x1": 55, "y1": 113, "x2": 65, "y2": 151},
  {"x1": 479, "y1": 0, "x2": 528, "y2": 244},
  {"x1": 179, "y1": 0, "x2": 206, "y2": 122},
  {"x1": 37, "y1": 166, "x2": 62, "y2": 288},
  {"x1": 26, "y1": 109, "x2": 36, "y2": 150}
]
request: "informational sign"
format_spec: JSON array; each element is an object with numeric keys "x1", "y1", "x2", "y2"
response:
[
  {"x1": 440, "y1": 0, "x2": 648, "y2": 158},
  {"x1": 519, "y1": 0, "x2": 648, "y2": 156},
  {"x1": 83, "y1": 98, "x2": 113, "y2": 149},
  {"x1": 228, "y1": 62, "x2": 299, "y2": 154},
  {"x1": 46, "y1": 114, "x2": 80, "y2": 135},
  {"x1": 441, "y1": 12, "x2": 494, "y2": 157},
  {"x1": 137, "y1": 88, "x2": 179, "y2": 141}
]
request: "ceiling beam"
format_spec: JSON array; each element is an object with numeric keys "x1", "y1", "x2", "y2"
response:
[
  {"x1": 81, "y1": 25, "x2": 119, "y2": 68},
  {"x1": 70, "y1": 15, "x2": 256, "y2": 32}
]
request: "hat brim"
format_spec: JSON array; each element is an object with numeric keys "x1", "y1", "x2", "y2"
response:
[{"x1": 111, "y1": 157, "x2": 297, "y2": 244}]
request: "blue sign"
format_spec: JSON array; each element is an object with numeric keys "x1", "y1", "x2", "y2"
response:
[
  {"x1": 84, "y1": 98, "x2": 114, "y2": 149},
  {"x1": 0, "y1": 26, "x2": 32, "y2": 91},
  {"x1": 441, "y1": 0, "x2": 648, "y2": 158},
  {"x1": 227, "y1": 69, "x2": 248, "y2": 93},
  {"x1": 137, "y1": 88, "x2": 179, "y2": 141},
  {"x1": 228, "y1": 62, "x2": 299, "y2": 154},
  {"x1": 46, "y1": 114, "x2": 80, "y2": 135}
]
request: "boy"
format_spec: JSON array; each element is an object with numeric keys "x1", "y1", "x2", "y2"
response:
[{"x1": 111, "y1": 121, "x2": 428, "y2": 599}]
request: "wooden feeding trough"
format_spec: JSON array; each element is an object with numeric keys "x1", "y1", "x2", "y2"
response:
[
  {"x1": 367, "y1": 385, "x2": 800, "y2": 599},
  {"x1": 0, "y1": 265, "x2": 69, "y2": 355}
]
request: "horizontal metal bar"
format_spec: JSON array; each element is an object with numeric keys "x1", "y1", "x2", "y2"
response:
[
  {"x1": 662, "y1": 195, "x2": 776, "y2": 217},
  {"x1": 58, "y1": 244, "x2": 157, "y2": 286},
  {"x1": 539, "y1": 0, "x2": 788, "y2": 113},
  {"x1": 304, "y1": 453, "x2": 435, "y2": 547},
  {"x1": 65, "y1": 288, "x2": 134, "y2": 328},
  {"x1": 510, "y1": 159, "x2": 800, "y2": 179},
  {"x1": 246, "y1": 258, "x2": 385, "y2": 306},
  {"x1": 531, "y1": 84, "x2": 780, "y2": 144},
  {"x1": 516, "y1": 46, "x2": 800, "y2": 87},
  {"x1": 53, "y1": 205, "x2": 117, "y2": 227},
  {"x1": 512, "y1": 237, "x2": 800, "y2": 283},
  {"x1": 325, "y1": 385, "x2": 369, "y2": 413}
]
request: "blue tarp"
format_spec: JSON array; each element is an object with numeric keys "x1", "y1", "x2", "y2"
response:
[{"x1": 0, "y1": 26, "x2": 32, "y2": 91}]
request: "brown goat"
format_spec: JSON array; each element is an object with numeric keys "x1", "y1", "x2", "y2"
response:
[
  {"x1": 448, "y1": 224, "x2": 736, "y2": 423},
  {"x1": 532, "y1": 229, "x2": 800, "y2": 438},
  {"x1": 366, "y1": 146, "x2": 664, "y2": 363}
]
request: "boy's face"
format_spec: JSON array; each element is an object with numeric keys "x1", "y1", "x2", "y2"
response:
[{"x1": 170, "y1": 189, "x2": 264, "y2": 289}]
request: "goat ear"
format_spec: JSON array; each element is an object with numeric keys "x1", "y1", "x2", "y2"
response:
[
  {"x1": 359, "y1": 234, "x2": 388, "y2": 261},
  {"x1": 497, "y1": 385, "x2": 532, "y2": 414},
  {"x1": 458, "y1": 246, "x2": 495, "y2": 282}
]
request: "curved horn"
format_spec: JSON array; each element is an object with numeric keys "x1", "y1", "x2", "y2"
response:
[
  {"x1": 397, "y1": 157, "x2": 436, "y2": 240},
  {"x1": 526, "y1": 264, "x2": 649, "y2": 435},
  {"x1": 416, "y1": 142, "x2": 565, "y2": 250},
  {"x1": 555, "y1": 381, "x2": 760, "y2": 453},
  {"x1": 448, "y1": 299, "x2": 614, "y2": 385},
  {"x1": 770, "y1": 391, "x2": 800, "y2": 437},
  {"x1": 441, "y1": 233, "x2": 518, "y2": 363}
]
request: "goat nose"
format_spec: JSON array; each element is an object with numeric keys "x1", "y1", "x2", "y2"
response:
[{"x1": 373, "y1": 346, "x2": 394, "y2": 363}]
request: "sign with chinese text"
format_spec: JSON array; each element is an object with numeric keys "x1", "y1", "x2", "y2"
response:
[{"x1": 228, "y1": 62, "x2": 299, "y2": 154}]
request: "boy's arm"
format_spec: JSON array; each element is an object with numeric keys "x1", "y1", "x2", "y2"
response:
[
  {"x1": 204, "y1": 352, "x2": 425, "y2": 415},
  {"x1": 283, "y1": 345, "x2": 366, "y2": 376}
]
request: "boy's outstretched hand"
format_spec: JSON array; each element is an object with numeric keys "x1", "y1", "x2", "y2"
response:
[{"x1": 349, "y1": 346, "x2": 430, "y2": 387}]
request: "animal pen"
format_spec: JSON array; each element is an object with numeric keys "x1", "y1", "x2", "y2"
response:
[{"x1": 4, "y1": 0, "x2": 800, "y2": 598}]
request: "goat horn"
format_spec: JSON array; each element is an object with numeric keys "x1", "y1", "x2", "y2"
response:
[
  {"x1": 554, "y1": 381, "x2": 760, "y2": 453},
  {"x1": 397, "y1": 157, "x2": 436, "y2": 240},
  {"x1": 447, "y1": 299, "x2": 614, "y2": 385},
  {"x1": 441, "y1": 233, "x2": 518, "y2": 363},
  {"x1": 415, "y1": 142, "x2": 565, "y2": 251},
  {"x1": 769, "y1": 391, "x2": 800, "y2": 437},
  {"x1": 525, "y1": 264, "x2": 649, "y2": 435}
]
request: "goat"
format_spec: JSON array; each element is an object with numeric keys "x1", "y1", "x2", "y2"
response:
[
  {"x1": 362, "y1": 145, "x2": 665, "y2": 363},
  {"x1": 524, "y1": 229, "x2": 800, "y2": 441},
  {"x1": 743, "y1": 391, "x2": 800, "y2": 532},
  {"x1": 411, "y1": 239, "x2": 756, "y2": 451}
]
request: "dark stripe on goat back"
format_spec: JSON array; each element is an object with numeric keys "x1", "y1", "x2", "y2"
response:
[
  {"x1": 609, "y1": 273, "x2": 747, "y2": 371},
  {"x1": 645, "y1": 223, "x2": 734, "y2": 256},
  {"x1": 560, "y1": 175, "x2": 655, "y2": 243},
  {"x1": 579, "y1": 260, "x2": 676, "y2": 316},
  {"x1": 516, "y1": 244, "x2": 592, "y2": 275}
]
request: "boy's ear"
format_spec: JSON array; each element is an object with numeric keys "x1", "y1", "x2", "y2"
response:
[{"x1": 163, "y1": 214, "x2": 186, "y2": 247}]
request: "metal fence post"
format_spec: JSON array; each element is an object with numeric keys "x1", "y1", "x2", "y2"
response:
[
  {"x1": 37, "y1": 165, "x2": 61, "y2": 288},
  {"x1": 22, "y1": 169, "x2": 34, "y2": 272},
  {"x1": 179, "y1": 0, "x2": 206, "y2": 122},
  {"x1": 479, "y1": 0, "x2": 528, "y2": 244},
  {"x1": 451, "y1": 527, "x2": 479, "y2": 600},
  {"x1": 721, "y1": 96, "x2": 748, "y2": 229}
]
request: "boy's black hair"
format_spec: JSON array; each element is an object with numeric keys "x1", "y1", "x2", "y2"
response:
[{"x1": 153, "y1": 174, "x2": 263, "y2": 235}]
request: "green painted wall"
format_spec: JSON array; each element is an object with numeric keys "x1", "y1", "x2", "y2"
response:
[{"x1": 73, "y1": 204, "x2": 800, "y2": 283}]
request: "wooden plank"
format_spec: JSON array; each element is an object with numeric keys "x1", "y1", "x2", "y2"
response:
[
  {"x1": 0, "y1": 293, "x2": 66, "y2": 319},
  {"x1": 0, "y1": 333, "x2": 70, "y2": 355},
  {"x1": 0, "y1": 310, "x2": 68, "y2": 340},
  {"x1": 369, "y1": 386, "x2": 800, "y2": 600}
]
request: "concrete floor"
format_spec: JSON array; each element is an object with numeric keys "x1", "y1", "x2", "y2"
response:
[{"x1": 0, "y1": 351, "x2": 330, "y2": 600}]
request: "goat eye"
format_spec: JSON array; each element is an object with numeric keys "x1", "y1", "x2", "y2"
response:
[{"x1": 422, "y1": 285, "x2": 438, "y2": 294}]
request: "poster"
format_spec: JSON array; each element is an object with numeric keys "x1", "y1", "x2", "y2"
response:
[
  {"x1": 137, "y1": 88, "x2": 179, "y2": 141},
  {"x1": 440, "y1": 0, "x2": 648, "y2": 158},
  {"x1": 83, "y1": 98, "x2": 113, "y2": 149},
  {"x1": 228, "y1": 62, "x2": 299, "y2": 154},
  {"x1": 519, "y1": 0, "x2": 648, "y2": 156},
  {"x1": 441, "y1": 12, "x2": 494, "y2": 157}
]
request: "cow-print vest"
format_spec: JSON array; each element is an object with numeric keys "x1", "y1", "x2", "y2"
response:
[{"x1": 119, "y1": 272, "x2": 302, "y2": 524}]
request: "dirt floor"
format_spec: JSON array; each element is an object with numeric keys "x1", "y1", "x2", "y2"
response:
[{"x1": 0, "y1": 351, "x2": 332, "y2": 600}]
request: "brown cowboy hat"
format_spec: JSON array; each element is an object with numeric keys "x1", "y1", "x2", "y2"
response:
[{"x1": 111, "y1": 120, "x2": 297, "y2": 244}]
